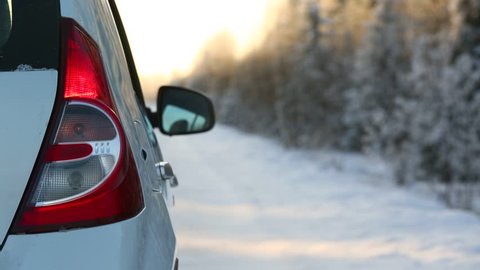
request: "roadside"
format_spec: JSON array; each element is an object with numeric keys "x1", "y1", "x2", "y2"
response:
[{"x1": 159, "y1": 125, "x2": 480, "y2": 270}]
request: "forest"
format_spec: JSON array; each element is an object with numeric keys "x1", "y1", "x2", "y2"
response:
[{"x1": 176, "y1": 0, "x2": 480, "y2": 211}]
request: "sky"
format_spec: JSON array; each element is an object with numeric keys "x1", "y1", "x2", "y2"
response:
[{"x1": 116, "y1": 0, "x2": 272, "y2": 78}]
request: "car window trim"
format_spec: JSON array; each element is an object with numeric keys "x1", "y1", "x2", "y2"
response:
[{"x1": 107, "y1": 0, "x2": 146, "y2": 108}]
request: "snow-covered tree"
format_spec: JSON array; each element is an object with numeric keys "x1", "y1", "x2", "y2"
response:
[
  {"x1": 179, "y1": 0, "x2": 480, "y2": 210},
  {"x1": 391, "y1": 0, "x2": 480, "y2": 206},
  {"x1": 188, "y1": 31, "x2": 237, "y2": 101},
  {"x1": 343, "y1": 0, "x2": 410, "y2": 153}
]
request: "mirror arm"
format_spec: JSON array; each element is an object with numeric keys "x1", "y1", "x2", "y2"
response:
[{"x1": 146, "y1": 107, "x2": 160, "y2": 128}]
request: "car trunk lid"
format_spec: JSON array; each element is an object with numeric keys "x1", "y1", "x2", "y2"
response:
[
  {"x1": 0, "y1": 0, "x2": 59, "y2": 246},
  {"x1": 0, "y1": 70, "x2": 58, "y2": 245}
]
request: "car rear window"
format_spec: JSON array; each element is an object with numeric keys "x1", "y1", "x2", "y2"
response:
[{"x1": 0, "y1": 0, "x2": 59, "y2": 71}]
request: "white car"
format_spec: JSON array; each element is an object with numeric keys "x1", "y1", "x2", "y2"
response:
[{"x1": 0, "y1": 0, "x2": 214, "y2": 269}]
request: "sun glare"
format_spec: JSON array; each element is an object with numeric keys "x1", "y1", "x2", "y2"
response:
[{"x1": 116, "y1": 0, "x2": 271, "y2": 78}]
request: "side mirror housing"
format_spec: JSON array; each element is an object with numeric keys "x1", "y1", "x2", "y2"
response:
[{"x1": 156, "y1": 86, "x2": 215, "y2": 136}]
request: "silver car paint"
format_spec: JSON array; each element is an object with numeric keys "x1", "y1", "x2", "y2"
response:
[
  {"x1": 0, "y1": 70, "x2": 57, "y2": 244},
  {"x1": 60, "y1": 0, "x2": 177, "y2": 269},
  {"x1": 0, "y1": 0, "x2": 176, "y2": 269}
]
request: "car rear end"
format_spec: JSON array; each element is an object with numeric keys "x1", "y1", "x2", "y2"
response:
[{"x1": 0, "y1": 0, "x2": 176, "y2": 269}]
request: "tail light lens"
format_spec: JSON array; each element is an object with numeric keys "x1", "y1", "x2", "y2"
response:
[
  {"x1": 33, "y1": 102, "x2": 120, "y2": 204},
  {"x1": 11, "y1": 18, "x2": 144, "y2": 233}
]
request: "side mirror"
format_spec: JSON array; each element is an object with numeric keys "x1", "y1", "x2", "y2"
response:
[{"x1": 156, "y1": 86, "x2": 215, "y2": 136}]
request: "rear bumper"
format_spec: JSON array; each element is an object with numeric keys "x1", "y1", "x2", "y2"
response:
[{"x1": 0, "y1": 209, "x2": 175, "y2": 270}]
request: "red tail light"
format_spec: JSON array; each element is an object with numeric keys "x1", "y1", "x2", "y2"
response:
[{"x1": 11, "y1": 18, "x2": 144, "y2": 233}]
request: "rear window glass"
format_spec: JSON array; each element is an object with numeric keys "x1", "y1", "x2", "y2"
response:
[
  {"x1": 0, "y1": 0, "x2": 12, "y2": 48},
  {"x1": 0, "y1": 0, "x2": 59, "y2": 71}
]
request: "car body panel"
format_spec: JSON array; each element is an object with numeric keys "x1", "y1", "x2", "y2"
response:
[
  {"x1": 0, "y1": 0, "x2": 177, "y2": 269},
  {"x1": 0, "y1": 202, "x2": 176, "y2": 270},
  {"x1": 0, "y1": 70, "x2": 57, "y2": 245},
  {"x1": 1, "y1": 209, "x2": 153, "y2": 270},
  {"x1": 60, "y1": 0, "x2": 177, "y2": 268}
]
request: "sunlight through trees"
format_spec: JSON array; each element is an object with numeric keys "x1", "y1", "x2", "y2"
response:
[{"x1": 177, "y1": 0, "x2": 480, "y2": 211}]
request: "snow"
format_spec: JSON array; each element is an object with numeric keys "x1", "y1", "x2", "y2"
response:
[
  {"x1": 14, "y1": 64, "x2": 51, "y2": 72},
  {"x1": 158, "y1": 125, "x2": 480, "y2": 270}
]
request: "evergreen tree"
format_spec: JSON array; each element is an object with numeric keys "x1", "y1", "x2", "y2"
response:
[{"x1": 343, "y1": 0, "x2": 409, "y2": 152}]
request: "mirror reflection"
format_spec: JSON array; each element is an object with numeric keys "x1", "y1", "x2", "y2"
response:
[{"x1": 162, "y1": 104, "x2": 207, "y2": 134}]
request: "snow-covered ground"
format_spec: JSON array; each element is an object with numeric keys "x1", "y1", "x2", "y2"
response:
[{"x1": 158, "y1": 125, "x2": 480, "y2": 270}]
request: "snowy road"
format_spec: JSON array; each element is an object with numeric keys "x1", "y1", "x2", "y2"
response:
[{"x1": 158, "y1": 125, "x2": 480, "y2": 270}]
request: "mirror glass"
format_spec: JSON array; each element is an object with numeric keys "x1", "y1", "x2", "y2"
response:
[
  {"x1": 158, "y1": 86, "x2": 215, "y2": 135},
  {"x1": 163, "y1": 104, "x2": 207, "y2": 133}
]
